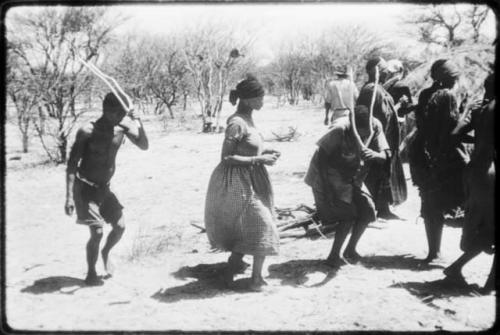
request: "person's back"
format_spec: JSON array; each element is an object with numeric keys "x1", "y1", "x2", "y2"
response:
[{"x1": 324, "y1": 78, "x2": 358, "y2": 120}]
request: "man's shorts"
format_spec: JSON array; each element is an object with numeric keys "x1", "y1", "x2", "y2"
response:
[
  {"x1": 73, "y1": 177, "x2": 123, "y2": 228},
  {"x1": 312, "y1": 185, "x2": 376, "y2": 226}
]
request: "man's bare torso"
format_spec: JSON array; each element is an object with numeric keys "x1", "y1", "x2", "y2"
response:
[{"x1": 78, "y1": 122, "x2": 125, "y2": 185}]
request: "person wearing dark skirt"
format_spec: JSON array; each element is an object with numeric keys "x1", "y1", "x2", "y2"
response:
[
  {"x1": 443, "y1": 72, "x2": 495, "y2": 292},
  {"x1": 204, "y1": 75, "x2": 280, "y2": 291},
  {"x1": 357, "y1": 57, "x2": 407, "y2": 220},
  {"x1": 409, "y1": 59, "x2": 470, "y2": 262}
]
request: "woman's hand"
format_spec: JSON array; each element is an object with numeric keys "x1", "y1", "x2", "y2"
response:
[
  {"x1": 262, "y1": 148, "x2": 281, "y2": 157},
  {"x1": 257, "y1": 153, "x2": 279, "y2": 166}
]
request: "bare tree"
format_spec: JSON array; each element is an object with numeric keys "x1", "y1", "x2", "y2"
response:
[
  {"x1": 406, "y1": 5, "x2": 469, "y2": 48},
  {"x1": 7, "y1": 7, "x2": 124, "y2": 163},
  {"x1": 466, "y1": 5, "x2": 490, "y2": 43},
  {"x1": 181, "y1": 24, "x2": 251, "y2": 132},
  {"x1": 6, "y1": 50, "x2": 40, "y2": 153}
]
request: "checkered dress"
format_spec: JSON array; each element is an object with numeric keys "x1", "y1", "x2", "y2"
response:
[{"x1": 204, "y1": 115, "x2": 279, "y2": 256}]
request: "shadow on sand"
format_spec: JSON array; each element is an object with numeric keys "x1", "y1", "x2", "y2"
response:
[
  {"x1": 267, "y1": 259, "x2": 339, "y2": 287},
  {"x1": 21, "y1": 276, "x2": 90, "y2": 295},
  {"x1": 151, "y1": 262, "x2": 259, "y2": 303},
  {"x1": 359, "y1": 254, "x2": 445, "y2": 271},
  {"x1": 392, "y1": 277, "x2": 483, "y2": 306}
]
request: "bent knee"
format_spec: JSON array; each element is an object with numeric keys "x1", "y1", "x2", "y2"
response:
[
  {"x1": 89, "y1": 226, "x2": 104, "y2": 239},
  {"x1": 112, "y1": 216, "x2": 125, "y2": 230}
]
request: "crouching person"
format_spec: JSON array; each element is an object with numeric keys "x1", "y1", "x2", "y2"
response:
[{"x1": 305, "y1": 106, "x2": 391, "y2": 268}]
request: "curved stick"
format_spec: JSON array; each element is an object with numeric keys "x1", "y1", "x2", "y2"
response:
[
  {"x1": 346, "y1": 66, "x2": 366, "y2": 150},
  {"x1": 364, "y1": 65, "x2": 379, "y2": 146},
  {"x1": 77, "y1": 57, "x2": 132, "y2": 112}
]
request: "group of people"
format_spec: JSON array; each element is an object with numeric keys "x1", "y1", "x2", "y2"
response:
[{"x1": 65, "y1": 56, "x2": 495, "y2": 293}]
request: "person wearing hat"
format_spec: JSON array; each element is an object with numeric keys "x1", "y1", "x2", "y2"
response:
[
  {"x1": 408, "y1": 59, "x2": 470, "y2": 262},
  {"x1": 443, "y1": 72, "x2": 495, "y2": 291},
  {"x1": 323, "y1": 65, "x2": 359, "y2": 126},
  {"x1": 357, "y1": 57, "x2": 407, "y2": 220},
  {"x1": 204, "y1": 74, "x2": 280, "y2": 291},
  {"x1": 304, "y1": 105, "x2": 391, "y2": 267}
]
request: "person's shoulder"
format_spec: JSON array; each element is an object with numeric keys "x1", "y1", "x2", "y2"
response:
[
  {"x1": 226, "y1": 114, "x2": 248, "y2": 128},
  {"x1": 77, "y1": 122, "x2": 94, "y2": 138}
]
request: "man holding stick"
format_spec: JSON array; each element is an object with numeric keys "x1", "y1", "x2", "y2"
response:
[{"x1": 65, "y1": 91, "x2": 148, "y2": 285}]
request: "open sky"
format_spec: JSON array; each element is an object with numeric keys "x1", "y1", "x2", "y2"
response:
[
  {"x1": 6, "y1": 3, "x2": 496, "y2": 65},
  {"x1": 116, "y1": 3, "x2": 496, "y2": 63}
]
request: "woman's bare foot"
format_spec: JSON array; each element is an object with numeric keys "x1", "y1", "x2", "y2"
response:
[
  {"x1": 324, "y1": 256, "x2": 347, "y2": 268},
  {"x1": 84, "y1": 272, "x2": 104, "y2": 286},
  {"x1": 343, "y1": 249, "x2": 362, "y2": 263}
]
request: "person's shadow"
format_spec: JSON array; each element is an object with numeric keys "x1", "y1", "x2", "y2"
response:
[
  {"x1": 21, "y1": 276, "x2": 89, "y2": 295},
  {"x1": 391, "y1": 277, "x2": 483, "y2": 307},
  {"x1": 152, "y1": 262, "x2": 257, "y2": 303},
  {"x1": 359, "y1": 254, "x2": 445, "y2": 271},
  {"x1": 267, "y1": 259, "x2": 339, "y2": 287}
]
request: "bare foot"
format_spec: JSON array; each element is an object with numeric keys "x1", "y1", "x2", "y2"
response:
[
  {"x1": 248, "y1": 278, "x2": 267, "y2": 292},
  {"x1": 101, "y1": 250, "x2": 114, "y2": 277},
  {"x1": 423, "y1": 253, "x2": 441, "y2": 263},
  {"x1": 324, "y1": 257, "x2": 347, "y2": 268},
  {"x1": 377, "y1": 210, "x2": 402, "y2": 221},
  {"x1": 85, "y1": 272, "x2": 104, "y2": 286},
  {"x1": 343, "y1": 250, "x2": 362, "y2": 263},
  {"x1": 443, "y1": 266, "x2": 467, "y2": 284}
]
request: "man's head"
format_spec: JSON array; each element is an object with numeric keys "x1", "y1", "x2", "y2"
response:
[
  {"x1": 103, "y1": 92, "x2": 129, "y2": 125},
  {"x1": 430, "y1": 59, "x2": 459, "y2": 89},
  {"x1": 334, "y1": 65, "x2": 349, "y2": 79},
  {"x1": 365, "y1": 56, "x2": 389, "y2": 83}
]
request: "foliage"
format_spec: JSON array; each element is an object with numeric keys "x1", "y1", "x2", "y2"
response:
[
  {"x1": 6, "y1": 7, "x2": 123, "y2": 163},
  {"x1": 180, "y1": 23, "x2": 253, "y2": 132}
]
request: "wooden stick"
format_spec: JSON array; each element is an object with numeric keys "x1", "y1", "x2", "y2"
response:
[
  {"x1": 364, "y1": 65, "x2": 379, "y2": 146},
  {"x1": 77, "y1": 57, "x2": 132, "y2": 113}
]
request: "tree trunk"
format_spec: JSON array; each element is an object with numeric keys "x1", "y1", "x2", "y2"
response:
[
  {"x1": 183, "y1": 93, "x2": 188, "y2": 111},
  {"x1": 166, "y1": 104, "x2": 175, "y2": 119},
  {"x1": 22, "y1": 132, "x2": 29, "y2": 153},
  {"x1": 58, "y1": 135, "x2": 68, "y2": 164}
]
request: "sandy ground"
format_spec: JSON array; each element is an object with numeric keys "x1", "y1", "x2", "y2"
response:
[{"x1": 4, "y1": 99, "x2": 496, "y2": 331}]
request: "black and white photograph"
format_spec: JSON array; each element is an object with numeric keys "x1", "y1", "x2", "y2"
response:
[{"x1": 2, "y1": 1, "x2": 498, "y2": 332}]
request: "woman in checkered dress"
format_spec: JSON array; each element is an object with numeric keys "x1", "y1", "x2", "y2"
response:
[{"x1": 204, "y1": 75, "x2": 280, "y2": 291}]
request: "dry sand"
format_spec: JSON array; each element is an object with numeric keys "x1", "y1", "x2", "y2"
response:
[{"x1": 4, "y1": 100, "x2": 496, "y2": 331}]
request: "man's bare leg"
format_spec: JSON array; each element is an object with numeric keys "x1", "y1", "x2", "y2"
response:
[
  {"x1": 444, "y1": 248, "x2": 481, "y2": 284},
  {"x1": 482, "y1": 254, "x2": 496, "y2": 293},
  {"x1": 343, "y1": 222, "x2": 367, "y2": 262},
  {"x1": 86, "y1": 226, "x2": 103, "y2": 285},
  {"x1": 325, "y1": 221, "x2": 352, "y2": 268},
  {"x1": 424, "y1": 217, "x2": 443, "y2": 262},
  {"x1": 101, "y1": 216, "x2": 125, "y2": 277}
]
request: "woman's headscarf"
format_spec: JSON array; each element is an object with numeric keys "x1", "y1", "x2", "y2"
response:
[{"x1": 229, "y1": 74, "x2": 265, "y2": 105}]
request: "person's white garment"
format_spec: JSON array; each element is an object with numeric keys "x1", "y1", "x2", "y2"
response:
[{"x1": 324, "y1": 78, "x2": 359, "y2": 121}]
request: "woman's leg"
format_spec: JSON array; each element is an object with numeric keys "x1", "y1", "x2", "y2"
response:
[{"x1": 251, "y1": 256, "x2": 266, "y2": 284}]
